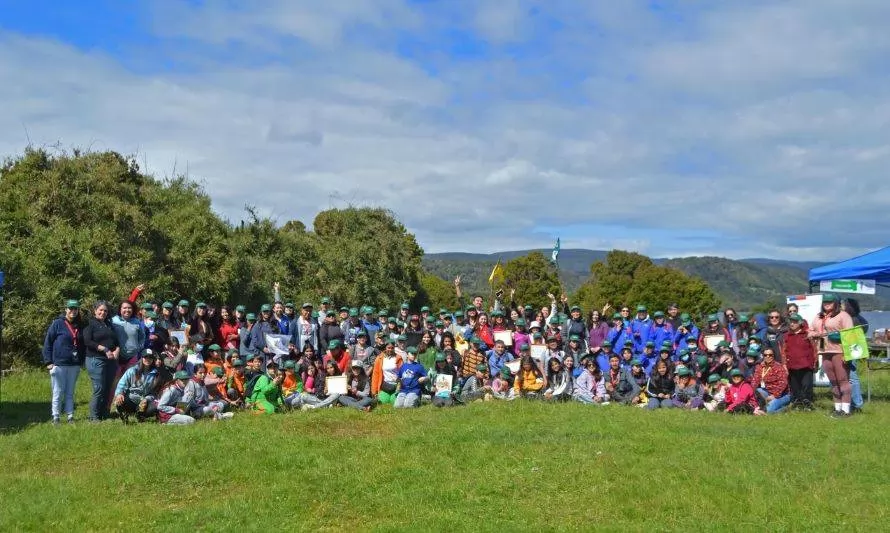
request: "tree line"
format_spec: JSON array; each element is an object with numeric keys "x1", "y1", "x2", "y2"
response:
[{"x1": 0, "y1": 149, "x2": 719, "y2": 367}]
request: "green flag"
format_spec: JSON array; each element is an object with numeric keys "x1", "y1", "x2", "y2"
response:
[
  {"x1": 840, "y1": 326, "x2": 869, "y2": 361},
  {"x1": 551, "y1": 238, "x2": 560, "y2": 264}
]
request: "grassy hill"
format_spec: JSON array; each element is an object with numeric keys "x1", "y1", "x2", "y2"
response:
[{"x1": 424, "y1": 249, "x2": 889, "y2": 310}]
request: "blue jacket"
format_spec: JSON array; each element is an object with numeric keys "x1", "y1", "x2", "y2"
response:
[
  {"x1": 607, "y1": 326, "x2": 629, "y2": 351},
  {"x1": 752, "y1": 314, "x2": 768, "y2": 341},
  {"x1": 673, "y1": 325, "x2": 700, "y2": 348},
  {"x1": 631, "y1": 318, "x2": 653, "y2": 353},
  {"x1": 648, "y1": 322, "x2": 674, "y2": 351},
  {"x1": 249, "y1": 321, "x2": 276, "y2": 352},
  {"x1": 43, "y1": 316, "x2": 82, "y2": 366},
  {"x1": 487, "y1": 349, "x2": 515, "y2": 377}
]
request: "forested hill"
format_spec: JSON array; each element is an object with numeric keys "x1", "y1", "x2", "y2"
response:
[{"x1": 423, "y1": 250, "x2": 889, "y2": 310}]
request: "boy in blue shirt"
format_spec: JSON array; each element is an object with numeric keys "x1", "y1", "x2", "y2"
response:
[{"x1": 394, "y1": 348, "x2": 428, "y2": 408}]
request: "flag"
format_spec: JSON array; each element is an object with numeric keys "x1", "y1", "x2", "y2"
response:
[
  {"x1": 551, "y1": 238, "x2": 560, "y2": 264},
  {"x1": 840, "y1": 326, "x2": 869, "y2": 361},
  {"x1": 488, "y1": 259, "x2": 505, "y2": 285}
]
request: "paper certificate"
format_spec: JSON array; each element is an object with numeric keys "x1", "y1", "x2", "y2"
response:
[
  {"x1": 505, "y1": 360, "x2": 521, "y2": 374},
  {"x1": 703, "y1": 335, "x2": 723, "y2": 352},
  {"x1": 326, "y1": 375, "x2": 348, "y2": 395},
  {"x1": 494, "y1": 331, "x2": 513, "y2": 346},
  {"x1": 265, "y1": 334, "x2": 291, "y2": 355},
  {"x1": 434, "y1": 373, "x2": 453, "y2": 392},
  {"x1": 530, "y1": 345, "x2": 547, "y2": 361}
]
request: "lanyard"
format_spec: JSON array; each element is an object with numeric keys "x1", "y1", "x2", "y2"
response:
[{"x1": 64, "y1": 320, "x2": 79, "y2": 348}]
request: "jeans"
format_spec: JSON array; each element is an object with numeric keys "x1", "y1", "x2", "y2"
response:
[
  {"x1": 646, "y1": 398, "x2": 674, "y2": 409},
  {"x1": 49, "y1": 365, "x2": 80, "y2": 418},
  {"x1": 756, "y1": 388, "x2": 792, "y2": 413},
  {"x1": 86, "y1": 357, "x2": 118, "y2": 420},
  {"x1": 848, "y1": 362, "x2": 863, "y2": 408},
  {"x1": 338, "y1": 395, "x2": 376, "y2": 410},
  {"x1": 301, "y1": 393, "x2": 340, "y2": 409},
  {"x1": 394, "y1": 391, "x2": 420, "y2": 408}
]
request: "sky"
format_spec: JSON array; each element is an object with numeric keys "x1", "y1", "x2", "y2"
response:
[{"x1": 1, "y1": 0, "x2": 889, "y2": 260}]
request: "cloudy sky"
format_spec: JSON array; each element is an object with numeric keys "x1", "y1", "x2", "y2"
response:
[{"x1": 2, "y1": 0, "x2": 889, "y2": 260}]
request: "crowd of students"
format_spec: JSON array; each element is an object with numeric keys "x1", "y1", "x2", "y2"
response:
[{"x1": 40, "y1": 284, "x2": 869, "y2": 425}]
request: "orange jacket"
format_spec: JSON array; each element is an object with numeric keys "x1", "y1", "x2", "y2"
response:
[{"x1": 372, "y1": 354, "x2": 403, "y2": 395}]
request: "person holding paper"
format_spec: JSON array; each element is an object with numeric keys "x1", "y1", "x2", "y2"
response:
[
  {"x1": 430, "y1": 354, "x2": 460, "y2": 407},
  {"x1": 336, "y1": 361, "x2": 376, "y2": 411},
  {"x1": 809, "y1": 294, "x2": 854, "y2": 417},
  {"x1": 394, "y1": 348, "x2": 428, "y2": 408}
]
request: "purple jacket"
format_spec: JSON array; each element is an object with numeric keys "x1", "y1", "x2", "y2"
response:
[{"x1": 588, "y1": 322, "x2": 610, "y2": 350}]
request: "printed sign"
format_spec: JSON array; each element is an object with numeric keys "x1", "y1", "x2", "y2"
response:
[
  {"x1": 819, "y1": 279, "x2": 876, "y2": 295},
  {"x1": 265, "y1": 334, "x2": 291, "y2": 356},
  {"x1": 530, "y1": 345, "x2": 547, "y2": 361},
  {"x1": 787, "y1": 293, "x2": 823, "y2": 326},
  {"x1": 494, "y1": 331, "x2": 513, "y2": 346},
  {"x1": 325, "y1": 375, "x2": 348, "y2": 395},
  {"x1": 434, "y1": 373, "x2": 453, "y2": 393},
  {"x1": 703, "y1": 335, "x2": 724, "y2": 352}
]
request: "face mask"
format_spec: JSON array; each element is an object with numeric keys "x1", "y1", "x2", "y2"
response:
[
  {"x1": 196, "y1": 344, "x2": 204, "y2": 353},
  {"x1": 145, "y1": 319, "x2": 154, "y2": 328}
]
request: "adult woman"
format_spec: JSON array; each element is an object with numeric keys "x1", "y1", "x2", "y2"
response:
[
  {"x1": 645, "y1": 360, "x2": 675, "y2": 409},
  {"x1": 113, "y1": 349, "x2": 160, "y2": 422},
  {"x1": 338, "y1": 361, "x2": 376, "y2": 411},
  {"x1": 372, "y1": 339, "x2": 403, "y2": 405},
  {"x1": 587, "y1": 310, "x2": 610, "y2": 354},
  {"x1": 429, "y1": 353, "x2": 460, "y2": 407},
  {"x1": 42, "y1": 299, "x2": 84, "y2": 424},
  {"x1": 809, "y1": 294, "x2": 854, "y2": 417},
  {"x1": 474, "y1": 313, "x2": 494, "y2": 349},
  {"x1": 112, "y1": 300, "x2": 146, "y2": 376},
  {"x1": 440, "y1": 333, "x2": 462, "y2": 372},
  {"x1": 750, "y1": 348, "x2": 790, "y2": 413},
  {"x1": 82, "y1": 301, "x2": 120, "y2": 421},
  {"x1": 349, "y1": 331, "x2": 377, "y2": 371},
  {"x1": 416, "y1": 331, "x2": 438, "y2": 370}
]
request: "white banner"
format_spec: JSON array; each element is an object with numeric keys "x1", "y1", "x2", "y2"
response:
[{"x1": 819, "y1": 279, "x2": 876, "y2": 295}]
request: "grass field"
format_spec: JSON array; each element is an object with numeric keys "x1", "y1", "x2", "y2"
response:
[{"x1": 2, "y1": 369, "x2": 890, "y2": 532}]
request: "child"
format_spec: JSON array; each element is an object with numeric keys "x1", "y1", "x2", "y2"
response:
[
  {"x1": 281, "y1": 360, "x2": 304, "y2": 408},
  {"x1": 703, "y1": 374, "x2": 728, "y2": 412},
  {"x1": 394, "y1": 347, "x2": 428, "y2": 409},
  {"x1": 573, "y1": 359, "x2": 607, "y2": 404},
  {"x1": 725, "y1": 368, "x2": 759, "y2": 414},
  {"x1": 492, "y1": 366, "x2": 514, "y2": 400},
  {"x1": 226, "y1": 358, "x2": 246, "y2": 405},
  {"x1": 182, "y1": 364, "x2": 232, "y2": 420},
  {"x1": 156, "y1": 370, "x2": 195, "y2": 425},
  {"x1": 671, "y1": 367, "x2": 704, "y2": 409},
  {"x1": 513, "y1": 356, "x2": 545, "y2": 399},
  {"x1": 249, "y1": 362, "x2": 283, "y2": 414}
]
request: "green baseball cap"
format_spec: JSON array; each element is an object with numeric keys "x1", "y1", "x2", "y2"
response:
[
  {"x1": 349, "y1": 308, "x2": 359, "y2": 317},
  {"x1": 519, "y1": 343, "x2": 530, "y2": 351},
  {"x1": 653, "y1": 311, "x2": 664, "y2": 318},
  {"x1": 421, "y1": 306, "x2": 430, "y2": 312},
  {"x1": 235, "y1": 305, "x2": 246, "y2": 312},
  {"x1": 707, "y1": 374, "x2": 720, "y2": 383},
  {"x1": 285, "y1": 302, "x2": 295, "y2": 308},
  {"x1": 145, "y1": 311, "x2": 157, "y2": 319},
  {"x1": 435, "y1": 353, "x2": 446, "y2": 362},
  {"x1": 569, "y1": 334, "x2": 581, "y2": 341},
  {"x1": 438, "y1": 308, "x2": 448, "y2": 315},
  {"x1": 789, "y1": 313, "x2": 803, "y2": 322},
  {"x1": 178, "y1": 299, "x2": 190, "y2": 307},
  {"x1": 454, "y1": 311, "x2": 464, "y2": 317},
  {"x1": 406, "y1": 346, "x2": 417, "y2": 354},
  {"x1": 321, "y1": 297, "x2": 331, "y2": 304},
  {"x1": 65, "y1": 299, "x2": 80, "y2": 309},
  {"x1": 211, "y1": 367, "x2": 225, "y2": 377},
  {"x1": 729, "y1": 368, "x2": 743, "y2": 377},
  {"x1": 260, "y1": 304, "x2": 272, "y2": 312},
  {"x1": 301, "y1": 302, "x2": 313, "y2": 309},
  {"x1": 401, "y1": 303, "x2": 410, "y2": 310},
  {"x1": 630, "y1": 359, "x2": 642, "y2": 366},
  {"x1": 602, "y1": 341, "x2": 612, "y2": 347},
  {"x1": 738, "y1": 313, "x2": 749, "y2": 322},
  {"x1": 162, "y1": 301, "x2": 174, "y2": 309},
  {"x1": 677, "y1": 367, "x2": 692, "y2": 377},
  {"x1": 636, "y1": 305, "x2": 647, "y2": 312},
  {"x1": 645, "y1": 341, "x2": 655, "y2": 347},
  {"x1": 141, "y1": 302, "x2": 153, "y2": 310},
  {"x1": 196, "y1": 302, "x2": 207, "y2": 308},
  {"x1": 612, "y1": 312, "x2": 622, "y2": 319},
  {"x1": 475, "y1": 363, "x2": 488, "y2": 372},
  {"x1": 246, "y1": 313, "x2": 256, "y2": 321},
  {"x1": 232, "y1": 359, "x2": 244, "y2": 368},
  {"x1": 570, "y1": 305, "x2": 581, "y2": 312},
  {"x1": 174, "y1": 370, "x2": 190, "y2": 380},
  {"x1": 707, "y1": 314, "x2": 719, "y2": 322},
  {"x1": 397, "y1": 334, "x2": 407, "y2": 341},
  {"x1": 515, "y1": 318, "x2": 526, "y2": 326},
  {"x1": 283, "y1": 360, "x2": 296, "y2": 369},
  {"x1": 822, "y1": 293, "x2": 837, "y2": 302},
  {"x1": 207, "y1": 344, "x2": 221, "y2": 351},
  {"x1": 328, "y1": 339, "x2": 343, "y2": 350}
]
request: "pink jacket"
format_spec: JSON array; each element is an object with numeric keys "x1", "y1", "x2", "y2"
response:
[{"x1": 809, "y1": 311, "x2": 853, "y2": 355}]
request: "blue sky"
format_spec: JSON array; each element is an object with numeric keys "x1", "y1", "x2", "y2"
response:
[{"x1": 2, "y1": 0, "x2": 889, "y2": 260}]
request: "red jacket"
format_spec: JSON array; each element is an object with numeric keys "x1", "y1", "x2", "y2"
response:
[
  {"x1": 725, "y1": 381, "x2": 757, "y2": 411},
  {"x1": 217, "y1": 322, "x2": 240, "y2": 350},
  {"x1": 780, "y1": 328, "x2": 816, "y2": 371},
  {"x1": 323, "y1": 351, "x2": 351, "y2": 374}
]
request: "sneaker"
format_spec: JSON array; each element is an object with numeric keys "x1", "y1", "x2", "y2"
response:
[
  {"x1": 51, "y1": 417, "x2": 61, "y2": 426},
  {"x1": 138, "y1": 399, "x2": 148, "y2": 413},
  {"x1": 67, "y1": 415, "x2": 75, "y2": 424},
  {"x1": 830, "y1": 410, "x2": 850, "y2": 418},
  {"x1": 216, "y1": 412, "x2": 234, "y2": 420}
]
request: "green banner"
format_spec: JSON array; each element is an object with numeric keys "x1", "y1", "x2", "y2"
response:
[{"x1": 840, "y1": 326, "x2": 869, "y2": 361}]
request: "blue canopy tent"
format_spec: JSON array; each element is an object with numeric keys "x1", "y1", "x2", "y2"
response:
[{"x1": 809, "y1": 246, "x2": 890, "y2": 287}]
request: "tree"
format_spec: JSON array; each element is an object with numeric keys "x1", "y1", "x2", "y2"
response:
[
  {"x1": 414, "y1": 271, "x2": 459, "y2": 311},
  {"x1": 573, "y1": 250, "x2": 721, "y2": 319},
  {"x1": 500, "y1": 252, "x2": 562, "y2": 311}
]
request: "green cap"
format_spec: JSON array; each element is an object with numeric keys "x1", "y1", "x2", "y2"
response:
[
  {"x1": 729, "y1": 368, "x2": 743, "y2": 377},
  {"x1": 326, "y1": 310, "x2": 335, "y2": 317},
  {"x1": 388, "y1": 317, "x2": 397, "y2": 324},
  {"x1": 260, "y1": 304, "x2": 272, "y2": 312},
  {"x1": 328, "y1": 339, "x2": 343, "y2": 350},
  {"x1": 822, "y1": 293, "x2": 837, "y2": 303},
  {"x1": 707, "y1": 314, "x2": 719, "y2": 322},
  {"x1": 397, "y1": 334, "x2": 407, "y2": 341},
  {"x1": 454, "y1": 311, "x2": 464, "y2": 317},
  {"x1": 677, "y1": 367, "x2": 692, "y2": 377},
  {"x1": 65, "y1": 299, "x2": 80, "y2": 309},
  {"x1": 145, "y1": 311, "x2": 157, "y2": 319},
  {"x1": 401, "y1": 303, "x2": 410, "y2": 309},
  {"x1": 246, "y1": 313, "x2": 256, "y2": 321},
  {"x1": 636, "y1": 305, "x2": 647, "y2": 312},
  {"x1": 570, "y1": 305, "x2": 581, "y2": 312},
  {"x1": 630, "y1": 359, "x2": 642, "y2": 366},
  {"x1": 612, "y1": 312, "x2": 622, "y2": 319},
  {"x1": 174, "y1": 370, "x2": 190, "y2": 380},
  {"x1": 515, "y1": 318, "x2": 526, "y2": 326},
  {"x1": 283, "y1": 360, "x2": 296, "y2": 369},
  {"x1": 178, "y1": 299, "x2": 190, "y2": 307},
  {"x1": 207, "y1": 344, "x2": 221, "y2": 351},
  {"x1": 476, "y1": 363, "x2": 488, "y2": 372},
  {"x1": 285, "y1": 302, "x2": 295, "y2": 308},
  {"x1": 301, "y1": 302, "x2": 313, "y2": 309},
  {"x1": 624, "y1": 339, "x2": 634, "y2": 346},
  {"x1": 738, "y1": 338, "x2": 748, "y2": 346},
  {"x1": 162, "y1": 301, "x2": 174, "y2": 309},
  {"x1": 141, "y1": 302, "x2": 154, "y2": 310},
  {"x1": 491, "y1": 310, "x2": 504, "y2": 317},
  {"x1": 356, "y1": 331, "x2": 368, "y2": 337},
  {"x1": 471, "y1": 336, "x2": 484, "y2": 344},
  {"x1": 789, "y1": 313, "x2": 803, "y2": 322},
  {"x1": 501, "y1": 367, "x2": 511, "y2": 378},
  {"x1": 435, "y1": 320, "x2": 444, "y2": 327},
  {"x1": 321, "y1": 297, "x2": 331, "y2": 304},
  {"x1": 524, "y1": 305, "x2": 533, "y2": 310},
  {"x1": 660, "y1": 346, "x2": 671, "y2": 353},
  {"x1": 196, "y1": 302, "x2": 207, "y2": 308},
  {"x1": 421, "y1": 306, "x2": 430, "y2": 312},
  {"x1": 519, "y1": 343, "x2": 530, "y2": 351},
  {"x1": 738, "y1": 313, "x2": 749, "y2": 322},
  {"x1": 717, "y1": 340, "x2": 731, "y2": 349},
  {"x1": 680, "y1": 312, "x2": 691, "y2": 320},
  {"x1": 379, "y1": 308, "x2": 389, "y2": 316},
  {"x1": 383, "y1": 338, "x2": 395, "y2": 346},
  {"x1": 212, "y1": 367, "x2": 225, "y2": 377},
  {"x1": 707, "y1": 374, "x2": 720, "y2": 383},
  {"x1": 425, "y1": 316, "x2": 435, "y2": 323},
  {"x1": 686, "y1": 336, "x2": 697, "y2": 344},
  {"x1": 569, "y1": 334, "x2": 581, "y2": 341},
  {"x1": 653, "y1": 311, "x2": 664, "y2": 318},
  {"x1": 232, "y1": 359, "x2": 244, "y2": 368},
  {"x1": 349, "y1": 308, "x2": 359, "y2": 317},
  {"x1": 602, "y1": 341, "x2": 612, "y2": 347},
  {"x1": 226, "y1": 349, "x2": 239, "y2": 359},
  {"x1": 645, "y1": 341, "x2": 655, "y2": 347},
  {"x1": 746, "y1": 348, "x2": 760, "y2": 358},
  {"x1": 339, "y1": 306, "x2": 349, "y2": 313},
  {"x1": 435, "y1": 353, "x2": 446, "y2": 362},
  {"x1": 438, "y1": 308, "x2": 448, "y2": 314}
]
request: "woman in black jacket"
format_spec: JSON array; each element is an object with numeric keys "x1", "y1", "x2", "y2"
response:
[
  {"x1": 82, "y1": 301, "x2": 120, "y2": 421},
  {"x1": 646, "y1": 360, "x2": 675, "y2": 409}
]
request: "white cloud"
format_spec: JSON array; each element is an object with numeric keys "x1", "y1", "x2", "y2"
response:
[{"x1": 2, "y1": 0, "x2": 890, "y2": 262}]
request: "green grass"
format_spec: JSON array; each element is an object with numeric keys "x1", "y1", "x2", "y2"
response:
[{"x1": 2, "y1": 370, "x2": 890, "y2": 532}]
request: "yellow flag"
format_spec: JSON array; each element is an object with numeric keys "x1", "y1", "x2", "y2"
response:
[{"x1": 488, "y1": 260, "x2": 505, "y2": 285}]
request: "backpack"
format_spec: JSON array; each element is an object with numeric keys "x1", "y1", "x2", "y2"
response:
[{"x1": 244, "y1": 372, "x2": 264, "y2": 399}]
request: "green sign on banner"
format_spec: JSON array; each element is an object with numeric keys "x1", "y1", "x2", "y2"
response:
[{"x1": 819, "y1": 279, "x2": 876, "y2": 295}]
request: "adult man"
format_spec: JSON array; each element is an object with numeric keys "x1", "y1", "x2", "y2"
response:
[
  {"x1": 342, "y1": 308, "x2": 368, "y2": 348},
  {"x1": 289, "y1": 303, "x2": 318, "y2": 353},
  {"x1": 361, "y1": 307, "x2": 381, "y2": 340},
  {"x1": 666, "y1": 303, "x2": 682, "y2": 330},
  {"x1": 487, "y1": 339, "x2": 515, "y2": 377},
  {"x1": 563, "y1": 305, "x2": 588, "y2": 353},
  {"x1": 631, "y1": 305, "x2": 652, "y2": 354},
  {"x1": 648, "y1": 311, "x2": 674, "y2": 351},
  {"x1": 318, "y1": 297, "x2": 332, "y2": 320}
]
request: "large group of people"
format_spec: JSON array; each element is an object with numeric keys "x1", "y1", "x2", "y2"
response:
[{"x1": 41, "y1": 282, "x2": 869, "y2": 425}]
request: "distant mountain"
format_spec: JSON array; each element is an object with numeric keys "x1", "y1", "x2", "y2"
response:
[{"x1": 423, "y1": 249, "x2": 889, "y2": 311}]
